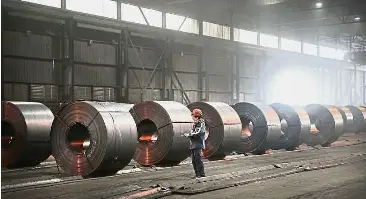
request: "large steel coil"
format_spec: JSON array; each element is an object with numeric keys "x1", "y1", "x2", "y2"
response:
[
  {"x1": 270, "y1": 103, "x2": 302, "y2": 150},
  {"x1": 304, "y1": 104, "x2": 343, "y2": 146},
  {"x1": 187, "y1": 102, "x2": 242, "y2": 159},
  {"x1": 129, "y1": 101, "x2": 192, "y2": 166},
  {"x1": 231, "y1": 102, "x2": 282, "y2": 153},
  {"x1": 1, "y1": 101, "x2": 54, "y2": 168},
  {"x1": 336, "y1": 106, "x2": 354, "y2": 133},
  {"x1": 358, "y1": 106, "x2": 366, "y2": 132},
  {"x1": 51, "y1": 101, "x2": 137, "y2": 177},
  {"x1": 346, "y1": 105, "x2": 365, "y2": 133},
  {"x1": 293, "y1": 107, "x2": 311, "y2": 146}
]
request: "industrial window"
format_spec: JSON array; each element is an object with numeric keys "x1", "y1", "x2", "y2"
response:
[
  {"x1": 67, "y1": 0, "x2": 117, "y2": 19},
  {"x1": 166, "y1": 13, "x2": 199, "y2": 34},
  {"x1": 233, "y1": 28, "x2": 258, "y2": 45},
  {"x1": 319, "y1": 46, "x2": 337, "y2": 59},
  {"x1": 203, "y1": 22, "x2": 230, "y2": 40},
  {"x1": 280, "y1": 38, "x2": 301, "y2": 53},
  {"x1": 22, "y1": 0, "x2": 61, "y2": 8},
  {"x1": 259, "y1": 33, "x2": 278, "y2": 48},
  {"x1": 121, "y1": 3, "x2": 162, "y2": 27},
  {"x1": 303, "y1": 43, "x2": 318, "y2": 56},
  {"x1": 334, "y1": 49, "x2": 348, "y2": 60}
]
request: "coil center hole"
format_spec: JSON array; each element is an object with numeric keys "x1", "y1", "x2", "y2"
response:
[
  {"x1": 2, "y1": 121, "x2": 16, "y2": 150},
  {"x1": 240, "y1": 118, "x2": 253, "y2": 138},
  {"x1": 137, "y1": 119, "x2": 158, "y2": 143},
  {"x1": 67, "y1": 123, "x2": 91, "y2": 153},
  {"x1": 280, "y1": 119, "x2": 288, "y2": 134}
]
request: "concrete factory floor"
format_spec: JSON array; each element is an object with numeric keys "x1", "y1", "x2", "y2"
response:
[{"x1": 2, "y1": 133, "x2": 366, "y2": 199}]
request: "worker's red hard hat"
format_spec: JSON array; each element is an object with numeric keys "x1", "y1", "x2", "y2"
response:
[{"x1": 191, "y1": 109, "x2": 202, "y2": 117}]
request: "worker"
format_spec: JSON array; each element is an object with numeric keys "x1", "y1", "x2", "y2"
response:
[{"x1": 183, "y1": 108, "x2": 206, "y2": 178}]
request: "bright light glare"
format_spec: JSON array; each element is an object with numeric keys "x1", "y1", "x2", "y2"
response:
[
  {"x1": 268, "y1": 70, "x2": 319, "y2": 105},
  {"x1": 316, "y1": 2, "x2": 322, "y2": 8},
  {"x1": 355, "y1": 17, "x2": 361, "y2": 21}
]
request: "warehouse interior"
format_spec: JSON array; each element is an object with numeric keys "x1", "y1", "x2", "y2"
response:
[
  {"x1": 1, "y1": 0, "x2": 366, "y2": 198},
  {"x1": 2, "y1": 0, "x2": 366, "y2": 107}
]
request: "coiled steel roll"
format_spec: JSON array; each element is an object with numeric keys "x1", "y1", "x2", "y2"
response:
[
  {"x1": 51, "y1": 101, "x2": 137, "y2": 177},
  {"x1": 304, "y1": 104, "x2": 343, "y2": 146},
  {"x1": 129, "y1": 101, "x2": 191, "y2": 166},
  {"x1": 2, "y1": 101, "x2": 54, "y2": 168},
  {"x1": 293, "y1": 107, "x2": 311, "y2": 146},
  {"x1": 346, "y1": 105, "x2": 365, "y2": 133},
  {"x1": 270, "y1": 103, "x2": 302, "y2": 150},
  {"x1": 187, "y1": 102, "x2": 242, "y2": 160},
  {"x1": 336, "y1": 106, "x2": 354, "y2": 133},
  {"x1": 231, "y1": 102, "x2": 282, "y2": 153},
  {"x1": 358, "y1": 106, "x2": 366, "y2": 132}
]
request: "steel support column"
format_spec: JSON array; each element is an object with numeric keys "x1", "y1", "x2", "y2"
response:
[
  {"x1": 66, "y1": 19, "x2": 75, "y2": 101},
  {"x1": 116, "y1": 31, "x2": 123, "y2": 102},
  {"x1": 1, "y1": 8, "x2": 4, "y2": 100},
  {"x1": 161, "y1": 39, "x2": 168, "y2": 100},
  {"x1": 122, "y1": 29, "x2": 129, "y2": 102},
  {"x1": 117, "y1": 0, "x2": 121, "y2": 20},
  {"x1": 317, "y1": 35, "x2": 320, "y2": 56},
  {"x1": 199, "y1": 20, "x2": 203, "y2": 36},
  {"x1": 61, "y1": 0, "x2": 66, "y2": 9},
  {"x1": 198, "y1": 48, "x2": 203, "y2": 101},
  {"x1": 235, "y1": 51, "x2": 240, "y2": 103},
  {"x1": 59, "y1": 24, "x2": 65, "y2": 102},
  {"x1": 162, "y1": 12, "x2": 166, "y2": 29},
  {"x1": 167, "y1": 43, "x2": 174, "y2": 101}
]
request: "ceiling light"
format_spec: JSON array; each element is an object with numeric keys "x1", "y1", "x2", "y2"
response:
[
  {"x1": 316, "y1": 2, "x2": 323, "y2": 8},
  {"x1": 355, "y1": 17, "x2": 361, "y2": 21}
]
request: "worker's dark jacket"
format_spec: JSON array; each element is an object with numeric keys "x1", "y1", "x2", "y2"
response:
[{"x1": 188, "y1": 118, "x2": 206, "y2": 150}]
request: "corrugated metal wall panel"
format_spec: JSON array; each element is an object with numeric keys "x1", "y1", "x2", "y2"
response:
[
  {"x1": 239, "y1": 63, "x2": 257, "y2": 77},
  {"x1": 208, "y1": 93, "x2": 231, "y2": 104},
  {"x1": 172, "y1": 53, "x2": 199, "y2": 72},
  {"x1": 30, "y1": 84, "x2": 58, "y2": 101},
  {"x1": 128, "y1": 89, "x2": 161, "y2": 103},
  {"x1": 239, "y1": 78, "x2": 256, "y2": 93},
  {"x1": 128, "y1": 47, "x2": 158, "y2": 69},
  {"x1": 173, "y1": 73, "x2": 199, "y2": 90},
  {"x1": 173, "y1": 90, "x2": 198, "y2": 105},
  {"x1": 4, "y1": 31, "x2": 53, "y2": 58},
  {"x1": 74, "y1": 65, "x2": 116, "y2": 86},
  {"x1": 92, "y1": 87, "x2": 115, "y2": 101},
  {"x1": 3, "y1": 58, "x2": 55, "y2": 84},
  {"x1": 74, "y1": 40, "x2": 116, "y2": 65},
  {"x1": 3, "y1": 84, "x2": 29, "y2": 101},
  {"x1": 208, "y1": 75, "x2": 231, "y2": 92},
  {"x1": 74, "y1": 86, "x2": 92, "y2": 100},
  {"x1": 244, "y1": 93, "x2": 256, "y2": 102},
  {"x1": 207, "y1": 56, "x2": 231, "y2": 75},
  {"x1": 128, "y1": 70, "x2": 162, "y2": 89}
]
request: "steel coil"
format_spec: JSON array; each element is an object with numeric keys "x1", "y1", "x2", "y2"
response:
[
  {"x1": 304, "y1": 104, "x2": 343, "y2": 146},
  {"x1": 358, "y1": 106, "x2": 366, "y2": 132},
  {"x1": 269, "y1": 103, "x2": 302, "y2": 150},
  {"x1": 336, "y1": 106, "x2": 354, "y2": 133},
  {"x1": 2, "y1": 101, "x2": 54, "y2": 168},
  {"x1": 187, "y1": 102, "x2": 242, "y2": 159},
  {"x1": 293, "y1": 107, "x2": 311, "y2": 146},
  {"x1": 51, "y1": 101, "x2": 137, "y2": 177},
  {"x1": 322, "y1": 105, "x2": 344, "y2": 146},
  {"x1": 231, "y1": 102, "x2": 282, "y2": 153},
  {"x1": 129, "y1": 101, "x2": 191, "y2": 166},
  {"x1": 346, "y1": 105, "x2": 365, "y2": 133}
]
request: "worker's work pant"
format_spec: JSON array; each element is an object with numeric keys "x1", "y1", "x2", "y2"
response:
[{"x1": 191, "y1": 148, "x2": 205, "y2": 177}]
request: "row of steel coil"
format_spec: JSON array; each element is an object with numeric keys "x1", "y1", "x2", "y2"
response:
[{"x1": 2, "y1": 101, "x2": 366, "y2": 177}]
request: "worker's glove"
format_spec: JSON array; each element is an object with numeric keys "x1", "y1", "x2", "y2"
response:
[{"x1": 183, "y1": 133, "x2": 190, "y2": 137}]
